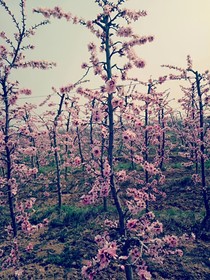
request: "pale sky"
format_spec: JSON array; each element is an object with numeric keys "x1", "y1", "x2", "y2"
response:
[{"x1": 1, "y1": 0, "x2": 210, "y2": 110}]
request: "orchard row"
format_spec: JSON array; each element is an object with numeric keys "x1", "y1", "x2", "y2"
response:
[{"x1": 0, "y1": 1, "x2": 209, "y2": 279}]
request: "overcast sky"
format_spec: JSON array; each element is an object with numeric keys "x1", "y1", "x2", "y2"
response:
[{"x1": 1, "y1": 0, "x2": 210, "y2": 110}]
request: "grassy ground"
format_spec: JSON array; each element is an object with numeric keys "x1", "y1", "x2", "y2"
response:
[{"x1": 0, "y1": 158, "x2": 210, "y2": 279}]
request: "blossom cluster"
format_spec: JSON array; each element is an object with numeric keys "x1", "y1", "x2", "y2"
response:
[
  {"x1": 122, "y1": 9, "x2": 147, "y2": 22},
  {"x1": 17, "y1": 60, "x2": 56, "y2": 69}
]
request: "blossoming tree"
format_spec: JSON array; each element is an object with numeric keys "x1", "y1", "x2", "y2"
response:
[
  {"x1": 33, "y1": 1, "x2": 190, "y2": 279},
  {"x1": 0, "y1": 0, "x2": 54, "y2": 277},
  {"x1": 163, "y1": 56, "x2": 210, "y2": 235}
]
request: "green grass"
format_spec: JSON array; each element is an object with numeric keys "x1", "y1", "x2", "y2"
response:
[
  {"x1": 52, "y1": 205, "x2": 102, "y2": 227},
  {"x1": 155, "y1": 207, "x2": 205, "y2": 234},
  {"x1": 39, "y1": 164, "x2": 54, "y2": 174},
  {"x1": 0, "y1": 206, "x2": 10, "y2": 236},
  {"x1": 115, "y1": 160, "x2": 143, "y2": 171},
  {"x1": 170, "y1": 162, "x2": 183, "y2": 169},
  {"x1": 31, "y1": 204, "x2": 116, "y2": 228},
  {"x1": 115, "y1": 161, "x2": 132, "y2": 171},
  {"x1": 30, "y1": 205, "x2": 57, "y2": 224},
  {"x1": 169, "y1": 175, "x2": 192, "y2": 188},
  {"x1": 46, "y1": 243, "x2": 82, "y2": 268},
  {"x1": 205, "y1": 159, "x2": 210, "y2": 169}
]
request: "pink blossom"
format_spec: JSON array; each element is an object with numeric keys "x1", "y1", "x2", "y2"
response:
[
  {"x1": 8, "y1": 178, "x2": 18, "y2": 196},
  {"x1": 19, "y1": 88, "x2": 32, "y2": 95},
  {"x1": 0, "y1": 45, "x2": 7, "y2": 57},
  {"x1": 100, "y1": 182, "x2": 110, "y2": 197},
  {"x1": 26, "y1": 242, "x2": 34, "y2": 252},
  {"x1": 112, "y1": 97, "x2": 123, "y2": 108},
  {"x1": 74, "y1": 156, "x2": 81, "y2": 166},
  {"x1": 136, "y1": 267, "x2": 151, "y2": 280},
  {"x1": 92, "y1": 109, "x2": 104, "y2": 122},
  {"x1": 88, "y1": 42, "x2": 96, "y2": 52},
  {"x1": 0, "y1": 32, "x2": 6, "y2": 39},
  {"x1": 105, "y1": 78, "x2": 117, "y2": 93},
  {"x1": 123, "y1": 130, "x2": 136, "y2": 141},
  {"x1": 103, "y1": 160, "x2": 111, "y2": 177},
  {"x1": 163, "y1": 235, "x2": 178, "y2": 247},
  {"x1": 34, "y1": 6, "x2": 73, "y2": 22},
  {"x1": 175, "y1": 249, "x2": 183, "y2": 257},
  {"x1": 143, "y1": 162, "x2": 159, "y2": 175},
  {"x1": 192, "y1": 173, "x2": 201, "y2": 183},
  {"x1": 17, "y1": 60, "x2": 56, "y2": 69},
  {"x1": 116, "y1": 170, "x2": 127, "y2": 182},
  {"x1": 81, "y1": 194, "x2": 95, "y2": 205},
  {"x1": 44, "y1": 191, "x2": 50, "y2": 197},
  {"x1": 94, "y1": 64, "x2": 103, "y2": 75},
  {"x1": 134, "y1": 120, "x2": 143, "y2": 127},
  {"x1": 134, "y1": 59, "x2": 145, "y2": 68},
  {"x1": 59, "y1": 83, "x2": 74, "y2": 93},
  {"x1": 81, "y1": 62, "x2": 88, "y2": 69},
  {"x1": 147, "y1": 35, "x2": 154, "y2": 42},
  {"x1": 95, "y1": 234, "x2": 104, "y2": 246},
  {"x1": 126, "y1": 219, "x2": 139, "y2": 231},
  {"x1": 150, "y1": 221, "x2": 163, "y2": 235},
  {"x1": 158, "y1": 75, "x2": 167, "y2": 84},
  {"x1": 15, "y1": 269, "x2": 24, "y2": 278},
  {"x1": 29, "y1": 167, "x2": 38, "y2": 175},
  {"x1": 43, "y1": 218, "x2": 49, "y2": 226},
  {"x1": 9, "y1": 94, "x2": 18, "y2": 105},
  {"x1": 101, "y1": 126, "x2": 108, "y2": 137},
  {"x1": 130, "y1": 247, "x2": 141, "y2": 262},
  {"x1": 96, "y1": 242, "x2": 117, "y2": 269},
  {"x1": 187, "y1": 55, "x2": 193, "y2": 69},
  {"x1": 25, "y1": 198, "x2": 36, "y2": 210},
  {"x1": 81, "y1": 261, "x2": 96, "y2": 280},
  {"x1": 117, "y1": 26, "x2": 133, "y2": 37},
  {"x1": 134, "y1": 155, "x2": 144, "y2": 164},
  {"x1": 103, "y1": 5, "x2": 112, "y2": 15}
]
